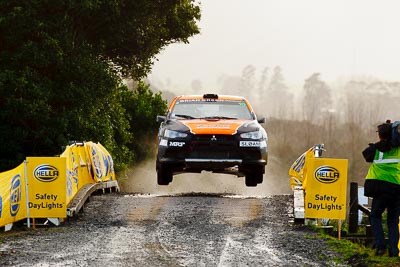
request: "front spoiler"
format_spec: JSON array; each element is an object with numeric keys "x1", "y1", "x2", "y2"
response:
[{"x1": 158, "y1": 157, "x2": 266, "y2": 174}]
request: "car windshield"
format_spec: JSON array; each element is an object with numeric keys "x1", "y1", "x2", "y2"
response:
[{"x1": 170, "y1": 100, "x2": 253, "y2": 120}]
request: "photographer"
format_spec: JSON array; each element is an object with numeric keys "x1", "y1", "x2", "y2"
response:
[{"x1": 362, "y1": 121, "x2": 400, "y2": 257}]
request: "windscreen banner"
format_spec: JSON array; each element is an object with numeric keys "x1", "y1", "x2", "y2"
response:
[
  {"x1": 26, "y1": 157, "x2": 67, "y2": 218},
  {"x1": 0, "y1": 163, "x2": 27, "y2": 227},
  {"x1": 304, "y1": 158, "x2": 348, "y2": 220}
]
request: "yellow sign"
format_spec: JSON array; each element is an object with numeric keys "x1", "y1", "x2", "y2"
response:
[
  {"x1": 0, "y1": 163, "x2": 27, "y2": 226},
  {"x1": 304, "y1": 158, "x2": 348, "y2": 220},
  {"x1": 27, "y1": 157, "x2": 67, "y2": 218}
]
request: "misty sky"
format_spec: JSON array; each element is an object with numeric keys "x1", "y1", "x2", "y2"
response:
[{"x1": 149, "y1": 0, "x2": 400, "y2": 91}]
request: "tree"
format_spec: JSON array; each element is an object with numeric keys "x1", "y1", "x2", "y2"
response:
[
  {"x1": 265, "y1": 66, "x2": 293, "y2": 119},
  {"x1": 257, "y1": 67, "x2": 269, "y2": 100},
  {"x1": 0, "y1": 0, "x2": 200, "y2": 171},
  {"x1": 66, "y1": 0, "x2": 201, "y2": 79},
  {"x1": 302, "y1": 73, "x2": 332, "y2": 124},
  {"x1": 121, "y1": 82, "x2": 167, "y2": 162},
  {"x1": 240, "y1": 65, "x2": 256, "y2": 101}
]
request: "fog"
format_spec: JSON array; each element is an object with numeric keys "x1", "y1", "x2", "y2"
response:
[
  {"x1": 149, "y1": 0, "x2": 400, "y2": 91},
  {"x1": 122, "y1": 1, "x2": 400, "y2": 196}
]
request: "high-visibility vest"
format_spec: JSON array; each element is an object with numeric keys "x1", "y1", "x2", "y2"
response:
[{"x1": 365, "y1": 147, "x2": 400, "y2": 185}]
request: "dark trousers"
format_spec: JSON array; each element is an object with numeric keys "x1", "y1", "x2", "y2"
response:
[{"x1": 370, "y1": 194, "x2": 400, "y2": 256}]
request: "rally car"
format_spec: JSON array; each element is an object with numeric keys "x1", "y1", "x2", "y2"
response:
[{"x1": 156, "y1": 94, "x2": 268, "y2": 187}]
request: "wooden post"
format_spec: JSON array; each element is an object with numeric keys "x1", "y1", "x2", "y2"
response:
[{"x1": 348, "y1": 182, "x2": 359, "y2": 233}]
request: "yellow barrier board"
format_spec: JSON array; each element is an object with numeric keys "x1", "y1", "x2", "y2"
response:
[
  {"x1": 62, "y1": 145, "x2": 94, "y2": 206},
  {"x1": 86, "y1": 142, "x2": 115, "y2": 182},
  {"x1": 0, "y1": 163, "x2": 27, "y2": 226},
  {"x1": 288, "y1": 147, "x2": 315, "y2": 190},
  {"x1": 26, "y1": 157, "x2": 67, "y2": 218},
  {"x1": 304, "y1": 158, "x2": 348, "y2": 220},
  {"x1": 0, "y1": 141, "x2": 116, "y2": 228}
]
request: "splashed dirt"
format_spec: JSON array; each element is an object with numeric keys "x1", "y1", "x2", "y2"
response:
[{"x1": 118, "y1": 157, "x2": 291, "y2": 197}]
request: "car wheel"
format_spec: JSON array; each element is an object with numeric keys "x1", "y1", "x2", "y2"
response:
[
  {"x1": 256, "y1": 173, "x2": 264, "y2": 184},
  {"x1": 245, "y1": 171, "x2": 263, "y2": 187},
  {"x1": 157, "y1": 165, "x2": 173, "y2": 185}
]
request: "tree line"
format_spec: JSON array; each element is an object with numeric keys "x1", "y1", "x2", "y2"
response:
[
  {"x1": 0, "y1": 0, "x2": 201, "y2": 172},
  {"x1": 161, "y1": 65, "x2": 400, "y2": 184}
]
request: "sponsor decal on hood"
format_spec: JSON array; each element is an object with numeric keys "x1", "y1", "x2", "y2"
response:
[{"x1": 181, "y1": 119, "x2": 249, "y2": 135}]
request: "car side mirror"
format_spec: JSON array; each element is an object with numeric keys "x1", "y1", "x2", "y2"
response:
[
  {"x1": 156, "y1": 115, "x2": 166, "y2": 123},
  {"x1": 258, "y1": 117, "x2": 266, "y2": 123}
]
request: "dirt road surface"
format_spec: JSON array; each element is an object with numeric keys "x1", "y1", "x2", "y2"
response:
[{"x1": 0, "y1": 160, "x2": 348, "y2": 266}]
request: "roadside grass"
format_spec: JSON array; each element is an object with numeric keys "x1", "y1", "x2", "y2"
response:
[{"x1": 312, "y1": 225, "x2": 400, "y2": 266}]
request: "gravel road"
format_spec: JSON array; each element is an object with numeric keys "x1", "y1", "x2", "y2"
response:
[
  {"x1": 0, "y1": 192, "x2": 350, "y2": 267},
  {"x1": 0, "y1": 161, "x2": 352, "y2": 266}
]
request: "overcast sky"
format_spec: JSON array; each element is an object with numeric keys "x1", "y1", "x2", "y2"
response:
[{"x1": 148, "y1": 0, "x2": 400, "y2": 91}]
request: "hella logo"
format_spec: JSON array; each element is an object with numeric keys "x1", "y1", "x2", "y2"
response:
[
  {"x1": 34, "y1": 165, "x2": 59, "y2": 182},
  {"x1": 314, "y1": 166, "x2": 340, "y2": 184},
  {"x1": 10, "y1": 174, "x2": 21, "y2": 217}
]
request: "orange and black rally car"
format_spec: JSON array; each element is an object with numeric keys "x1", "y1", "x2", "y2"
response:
[{"x1": 156, "y1": 94, "x2": 268, "y2": 187}]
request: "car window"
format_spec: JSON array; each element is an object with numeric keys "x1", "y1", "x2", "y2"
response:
[{"x1": 170, "y1": 100, "x2": 253, "y2": 120}]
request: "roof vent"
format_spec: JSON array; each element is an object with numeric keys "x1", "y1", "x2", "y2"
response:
[{"x1": 203, "y1": 93, "x2": 218, "y2": 99}]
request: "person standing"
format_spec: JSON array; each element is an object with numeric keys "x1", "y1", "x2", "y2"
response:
[{"x1": 362, "y1": 121, "x2": 400, "y2": 257}]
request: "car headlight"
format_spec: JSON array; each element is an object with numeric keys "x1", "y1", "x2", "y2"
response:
[
  {"x1": 240, "y1": 130, "x2": 262, "y2": 140},
  {"x1": 164, "y1": 129, "x2": 188, "y2": 138}
]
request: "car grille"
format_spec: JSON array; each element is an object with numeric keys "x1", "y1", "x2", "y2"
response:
[
  {"x1": 187, "y1": 134, "x2": 239, "y2": 159},
  {"x1": 191, "y1": 135, "x2": 236, "y2": 147}
]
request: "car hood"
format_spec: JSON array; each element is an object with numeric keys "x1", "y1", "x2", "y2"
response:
[{"x1": 168, "y1": 119, "x2": 261, "y2": 135}]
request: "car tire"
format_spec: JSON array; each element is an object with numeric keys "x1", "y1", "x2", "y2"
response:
[
  {"x1": 245, "y1": 171, "x2": 263, "y2": 187},
  {"x1": 256, "y1": 173, "x2": 264, "y2": 184},
  {"x1": 157, "y1": 165, "x2": 173, "y2": 185}
]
